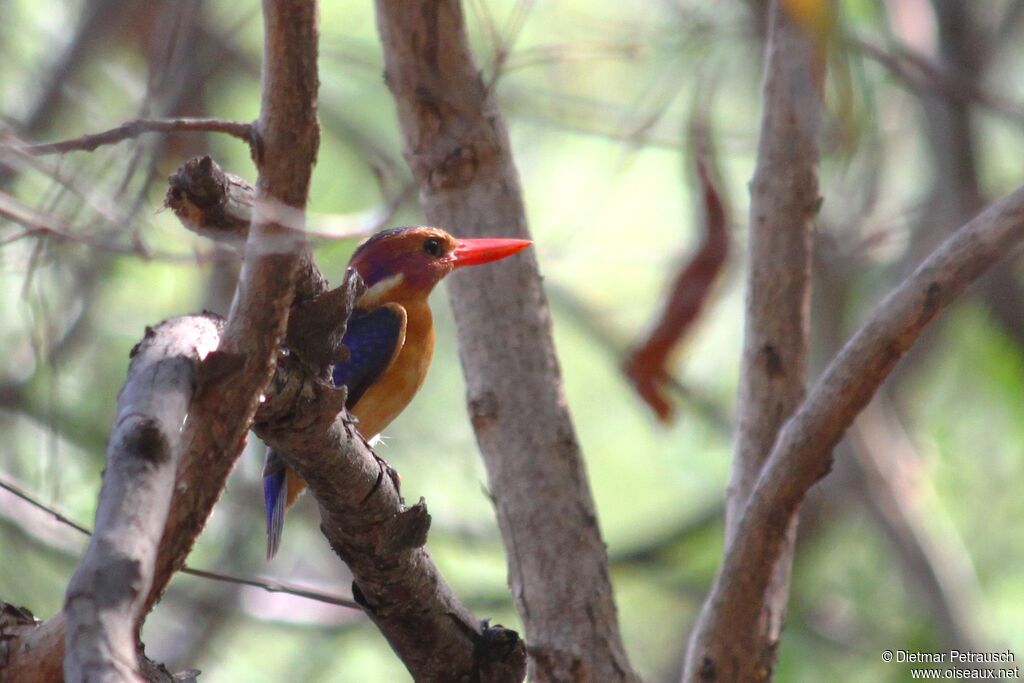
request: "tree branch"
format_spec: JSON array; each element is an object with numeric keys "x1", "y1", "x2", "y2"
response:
[
  {"x1": 683, "y1": 3, "x2": 823, "y2": 680},
  {"x1": 141, "y1": 0, "x2": 320, "y2": 615},
  {"x1": 63, "y1": 315, "x2": 220, "y2": 682},
  {"x1": 20, "y1": 118, "x2": 254, "y2": 157},
  {"x1": 0, "y1": 476, "x2": 363, "y2": 611},
  {"x1": 253, "y1": 351, "x2": 527, "y2": 681},
  {"x1": 685, "y1": 183, "x2": 1024, "y2": 680},
  {"x1": 375, "y1": 1, "x2": 638, "y2": 680}
]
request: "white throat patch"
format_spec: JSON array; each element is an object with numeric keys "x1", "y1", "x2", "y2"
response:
[{"x1": 358, "y1": 273, "x2": 404, "y2": 307}]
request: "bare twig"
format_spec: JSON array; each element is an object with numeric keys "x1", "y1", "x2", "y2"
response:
[
  {"x1": 851, "y1": 36, "x2": 1024, "y2": 128},
  {"x1": 21, "y1": 118, "x2": 254, "y2": 156},
  {"x1": 684, "y1": 2, "x2": 823, "y2": 679},
  {"x1": 0, "y1": 477, "x2": 362, "y2": 611},
  {"x1": 686, "y1": 183, "x2": 1024, "y2": 681},
  {"x1": 375, "y1": 1, "x2": 639, "y2": 680},
  {"x1": 0, "y1": 190, "x2": 209, "y2": 261}
]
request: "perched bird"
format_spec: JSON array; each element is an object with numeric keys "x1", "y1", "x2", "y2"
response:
[{"x1": 263, "y1": 226, "x2": 531, "y2": 558}]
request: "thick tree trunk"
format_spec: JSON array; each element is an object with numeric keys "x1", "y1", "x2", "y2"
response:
[{"x1": 375, "y1": 2, "x2": 638, "y2": 681}]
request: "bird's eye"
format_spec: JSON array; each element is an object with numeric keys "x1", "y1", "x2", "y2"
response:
[{"x1": 423, "y1": 237, "x2": 443, "y2": 257}]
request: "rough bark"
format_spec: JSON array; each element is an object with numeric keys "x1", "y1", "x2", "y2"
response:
[
  {"x1": 683, "y1": 3, "x2": 823, "y2": 680},
  {"x1": 374, "y1": 2, "x2": 638, "y2": 681},
  {"x1": 684, "y1": 184, "x2": 1024, "y2": 680},
  {"x1": 254, "y1": 359, "x2": 526, "y2": 682},
  {"x1": 167, "y1": 161, "x2": 528, "y2": 681},
  {"x1": 63, "y1": 316, "x2": 220, "y2": 683},
  {"x1": 143, "y1": 0, "x2": 320, "y2": 614},
  {"x1": 2, "y1": 2, "x2": 320, "y2": 680}
]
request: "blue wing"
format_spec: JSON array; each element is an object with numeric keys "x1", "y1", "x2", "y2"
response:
[
  {"x1": 332, "y1": 304, "x2": 406, "y2": 408},
  {"x1": 263, "y1": 304, "x2": 405, "y2": 560}
]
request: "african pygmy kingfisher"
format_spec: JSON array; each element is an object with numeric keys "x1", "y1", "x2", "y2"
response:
[{"x1": 263, "y1": 226, "x2": 531, "y2": 558}]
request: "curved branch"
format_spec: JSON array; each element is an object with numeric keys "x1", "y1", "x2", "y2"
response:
[
  {"x1": 375, "y1": 1, "x2": 638, "y2": 680},
  {"x1": 685, "y1": 182, "x2": 1024, "y2": 680}
]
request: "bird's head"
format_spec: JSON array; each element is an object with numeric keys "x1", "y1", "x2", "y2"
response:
[{"x1": 350, "y1": 226, "x2": 531, "y2": 305}]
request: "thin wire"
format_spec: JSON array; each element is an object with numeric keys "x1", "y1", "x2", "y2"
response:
[{"x1": 0, "y1": 476, "x2": 362, "y2": 611}]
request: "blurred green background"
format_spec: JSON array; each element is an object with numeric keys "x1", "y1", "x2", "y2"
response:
[{"x1": 1, "y1": 1, "x2": 1022, "y2": 681}]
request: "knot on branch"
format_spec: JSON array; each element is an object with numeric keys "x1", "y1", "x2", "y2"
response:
[
  {"x1": 164, "y1": 156, "x2": 253, "y2": 243},
  {"x1": 376, "y1": 498, "x2": 431, "y2": 555},
  {"x1": 115, "y1": 416, "x2": 171, "y2": 465},
  {"x1": 474, "y1": 622, "x2": 528, "y2": 683},
  {"x1": 285, "y1": 267, "x2": 366, "y2": 378},
  {"x1": 255, "y1": 268, "x2": 364, "y2": 434},
  {"x1": 253, "y1": 348, "x2": 349, "y2": 434}
]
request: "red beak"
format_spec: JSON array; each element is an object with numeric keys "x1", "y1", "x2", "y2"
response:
[{"x1": 452, "y1": 238, "x2": 531, "y2": 268}]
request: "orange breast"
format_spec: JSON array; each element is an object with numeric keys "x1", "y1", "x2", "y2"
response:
[
  {"x1": 351, "y1": 298, "x2": 435, "y2": 439},
  {"x1": 284, "y1": 298, "x2": 435, "y2": 509}
]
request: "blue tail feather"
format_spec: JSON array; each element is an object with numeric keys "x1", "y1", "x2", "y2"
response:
[{"x1": 264, "y1": 468, "x2": 287, "y2": 560}]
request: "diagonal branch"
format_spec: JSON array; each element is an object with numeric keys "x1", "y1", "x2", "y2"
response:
[
  {"x1": 686, "y1": 183, "x2": 1024, "y2": 681},
  {"x1": 253, "y1": 348, "x2": 527, "y2": 681},
  {"x1": 19, "y1": 118, "x2": 254, "y2": 157},
  {"x1": 375, "y1": 1, "x2": 639, "y2": 680}
]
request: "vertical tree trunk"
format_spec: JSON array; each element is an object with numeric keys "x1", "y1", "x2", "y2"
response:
[
  {"x1": 684, "y1": 2, "x2": 823, "y2": 680},
  {"x1": 374, "y1": 2, "x2": 638, "y2": 680}
]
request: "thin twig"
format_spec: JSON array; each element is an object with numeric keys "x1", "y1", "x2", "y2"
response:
[
  {"x1": 21, "y1": 118, "x2": 254, "y2": 156},
  {"x1": 0, "y1": 476, "x2": 362, "y2": 611},
  {"x1": 851, "y1": 35, "x2": 1024, "y2": 127}
]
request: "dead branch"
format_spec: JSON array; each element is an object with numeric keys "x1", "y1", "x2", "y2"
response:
[
  {"x1": 167, "y1": 170, "x2": 527, "y2": 678},
  {"x1": 141, "y1": 0, "x2": 320, "y2": 616},
  {"x1": 20, "y1": 118, "x2": 253, "y2": 157},
  {"x1": 253, "y1": 349, "x2": 527, "y2": 681},
  {"x1": 683, "y1": 2, "x2": 823, "y2": 680},
  {"x1": 624, "y1": 156, "x2": 728, "y2": 422},
  {"x1": 165, "y1": 155, "x2": 256, "y2": 244},
  {"x1": 62, "y1": 315, "x2": 220, "y2": 682},
  {"x1": 375, "y1": 1, "x2": 639, "y2": 680},
  {"x1": 685, "y1": 183, "x2": 1024, "y2": 681}
]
